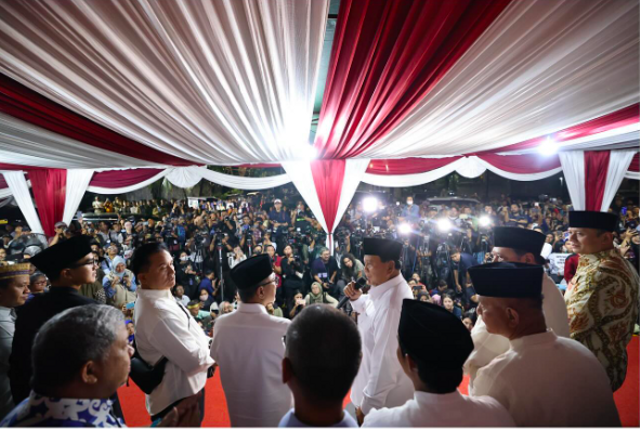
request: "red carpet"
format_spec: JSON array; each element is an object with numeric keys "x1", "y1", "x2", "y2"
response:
[{"x1": 118, "y1": 337, "x2": 639, "y2": 427}]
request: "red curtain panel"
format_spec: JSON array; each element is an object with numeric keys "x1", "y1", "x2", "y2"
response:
[
  {"x1": 584, "y1": 151, "x2": 611, "y2": 211},
  {"x1": 366, "y1": 157, "x2": 461, "y2": 175},
  {"x1": 629, "y1": 153, "x2": 639, "y2": 173},
  {"x1": 314, "y1": 0, "x2": 512, "y2": 159},
  {"x1": 310, "y1": 159, "x2": 346, "y2": 233},
  {"x1": 28, "y1": 169, "x2": 67, "y2": 236},
  {"x1": 0, "y1": 74, "x2": 192, "y2": 166},
  {"x1": 89, "y1": 169, "x2": 165, "y2": 189},
  {"x1": 478, "y1": 154, "x2": 561, "y2": 174}
]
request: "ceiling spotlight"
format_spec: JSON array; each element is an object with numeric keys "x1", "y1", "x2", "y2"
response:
[
  {"x1": 437, "y1": 218, "x2": 452, "y2": 232},
  {"x1": 363, "y1": 197, "x2": 378, "y2": 213},
  {"x1": 538, "y1": 137, "x2": 558, "y2": 156}
]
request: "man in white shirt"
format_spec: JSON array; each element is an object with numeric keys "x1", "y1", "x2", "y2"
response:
[
  {"x1": 279, "y1": 304, "x2": 360, "y2": 427},
  {"x1": 465, "y1": 227, "x2": 570, "y2": 385},
  {"x1": 468, "y1": 262, "x2": 620, "y2": 427},
  {"x1": 363, "y1": 299, "x2": 514, "y2": 427},
  {"x1": 343, "y1": 238, "x2": 414, "y2": 424},
  {"x1": 210, "y1": 254, "x2": 292, "y2": 427},
  {"x1": 132, "y1": 243, "x2": 213, "y2": 425}
]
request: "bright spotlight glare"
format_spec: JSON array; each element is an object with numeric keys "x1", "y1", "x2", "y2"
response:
[
  {"x1": 301, "y1": 145, "x2": 317, "y2": 160},
  {"x1": 538, "y1": 137, "x2": 558, "y2": 156},
  {"x1": 437, "y1": 218, "x2": 452, "y2": 232},
  {"x1": 479, "y1": 216, "x2": 491, "y2": 227},
  {"x1": 363, "y1": 197, "x2": 378, "y2": 213},
  {"x1": 398, "y1": 223, "x2": 412, "y2": 235}
]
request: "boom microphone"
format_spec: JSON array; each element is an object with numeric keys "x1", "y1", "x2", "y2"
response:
[{"x1": 337, "y1": 277, "x2": 368, "y2": 310}]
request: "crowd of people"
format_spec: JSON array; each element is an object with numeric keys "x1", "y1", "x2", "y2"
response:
[{"x1": 0, "y1": 186, "x2": 638, "y2": 427}]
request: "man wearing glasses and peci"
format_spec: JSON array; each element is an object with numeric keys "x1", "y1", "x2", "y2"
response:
[
  {"x1": 210, "y1": 254, "x2": 292, "y2": 427},
  {"x1": 8, "y1": 236, "x2": 107, "y2": 406}
]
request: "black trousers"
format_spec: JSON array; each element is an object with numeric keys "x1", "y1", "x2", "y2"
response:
[{"x1": 150, "y1": 388, "x2": 206, "y2": 426}]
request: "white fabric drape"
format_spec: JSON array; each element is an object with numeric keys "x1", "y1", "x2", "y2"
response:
[
  {"x1": 333, "y1": 159, "x2": 370, "y2": 233},
  {"x1": 476, "y1": 158, "x2": 563, "y2": 181},
  {"x1": 601, "y1": 150, "x2": 636, "y2": 211},
  {"x1": 0, "y1": 113, "x2": 160, "y2": 169},
  {"x1": 281, "y1": 161, "x2": 328, "y2": 233},
  {"x1": 0, "y1": 0, "x2": 329, "y2": 166},
  {"x1": 0, "y1": 196, "x2": 16, "y2": 209},
  {"x1": 198, "y1": 169, "x2": 291, "y2": 191},
  {"x1": 63, "y1": 169, "x2": 95, "y2": 224},
  {"x1": 559, "y1": 151, "x2": 586, "y2": 210},
  {"x1": 363, "y1": 0, "x2": 638, "y2": 158},
  {"x1": 625, "y1": 171, "x2": 639, "y2": 180},
  {"x1": 0, "y1": 186, "x2": 14, "y2": 199},
  {"x1": 2, "y1": 171, "x2": 44, "y2": 234}
]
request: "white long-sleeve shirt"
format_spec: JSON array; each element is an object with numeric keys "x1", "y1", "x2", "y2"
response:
[
  {"x1": 134, "y1": 288, "x2": 213, "y2": 416},
  {"x1": 350, "y1": 273, "x2": 414, "y2": 415},
  {"x1": 210, "y1": 302, "x2": 292, "y2": 427},
  {"x1": 465, "y1": 274, "x2": 569, "y2": 384},
  {"x1": 471, "y1": 330, "x2": 620, "y2": 427},
  {"x1": 362, "y1": 390, "x2": 515, "y2": 427}
]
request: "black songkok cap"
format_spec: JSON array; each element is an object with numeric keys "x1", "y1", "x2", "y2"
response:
[
  {"x1": 493, "y1": 227, "x2": 546, "y2": 256},
  {"x1": 30, "y1": 235, "x2": 93, "y2": 277},
  {"x1": 468, "y1": 262, "x2": 543, "y2": 298},
  {"x1": 230, "y1": 254, "x2": 273, "y2": 290},
  {"x1": 569, "y1": 211, "x2": 617, "y2": 232},
  {"x1": 362, "y1": 237, "x2": 403, "y2": 261},
  {"x1": 399, "y1": 299, "x2": 473, "y2": 370}
]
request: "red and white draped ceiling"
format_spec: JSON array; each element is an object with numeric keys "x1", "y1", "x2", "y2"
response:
[{"x1": 0, "y1": 0, "x2": 638, "y2": 236}]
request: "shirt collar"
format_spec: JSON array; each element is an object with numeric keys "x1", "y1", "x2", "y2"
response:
[
  {"x1": 414, "y1": 390, "x2": 464, "y2": 404},
  {"x1": 138, "y1": 288, "x2": 173, "y2": 299},
  {"x1": 510, "y1": 329, "x2": 555, "y2": 351},
  {"x1": 0, "y1": 306, "x2": 15, "y2": 320},
  {"x1": 237, "y1": 302, "x2": 268, "y2": 314},
  {"x1": 581, "y1": 248, "x2": 619, "y2": 262},
  {"x1": 369, "y1": 272, "x2": 404, "y2": 301}
]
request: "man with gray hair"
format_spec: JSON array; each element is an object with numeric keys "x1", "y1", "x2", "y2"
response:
[{"x1": 1, "y1": 305, "x2": 200, "y2": 427}]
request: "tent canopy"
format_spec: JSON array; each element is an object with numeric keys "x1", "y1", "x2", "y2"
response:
[{"x1": 0, "y1": 0, "x2": 637, "y2": 236}]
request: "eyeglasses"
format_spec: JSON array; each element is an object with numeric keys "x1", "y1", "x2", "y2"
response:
[{"x1": 68, "y1": 259, "x2": 98, "y2": 269}]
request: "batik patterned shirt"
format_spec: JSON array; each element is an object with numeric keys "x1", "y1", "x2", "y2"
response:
[
  {"x1": 0, "y1": 391, "x2": 123, "y2": 427},
  {"x1": 565, "y1": 248, "x2": 639, "y2": 391}
]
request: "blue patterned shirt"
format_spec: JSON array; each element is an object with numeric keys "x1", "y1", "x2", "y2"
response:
[{"x1": 1, "y1": 391, "x2": 124, "y2": 427}]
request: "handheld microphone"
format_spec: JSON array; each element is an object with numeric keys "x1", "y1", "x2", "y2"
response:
[{"x1": 337, "y1": 277, "x2": 368, "y2": 310}]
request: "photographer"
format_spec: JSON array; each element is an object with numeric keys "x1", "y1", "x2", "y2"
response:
[
  {"x1": 102, "y1": 257, "x2": 136, "y2": 309},
  {"x1": 305, "y1": 281, "x2": 338, "y2": 308},
  {"x1": 280, "y1": 244, "x2": 305, "y2": 302},
  {"x1": 288, "y1": 290, "x2": 305, "y2": 319},
  {"x1": 229, "y1": 245, "x2": 247, "y2": 270},
  {"x1": 340, "y1": 253, "x2": 364, "y2": 284},
  {"x1": 47, "y1": 222, "x2": 68, "y2": 247},
  {"x1": 311, "y1": 249, "x2": 341, "y2": 300}
]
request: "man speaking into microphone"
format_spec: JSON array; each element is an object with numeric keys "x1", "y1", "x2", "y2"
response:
[{"x1": 343, "y1": 238, "x2": 414, "y2": 424}]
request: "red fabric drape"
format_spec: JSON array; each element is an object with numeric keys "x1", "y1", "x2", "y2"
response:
[
  {"x1": 310, "y1": 160, "x2": 346, "y2": 233},
  {"x1": 366, "y1": 157, "x2": 461, "y2": 175},
  {"x1": 28, "y1": 169, "x2": 67, "y2": 237},
  {"x1": 478, "y1": 154, "x2": 561, "y2": 174},
  {"x1": 584, "y1": 151, "x2": 610, "y2": 211},
  {"x1": 0, "y1": 175, "x2": 6, "y2": 189},
  {"x1": 89, "y1": 169, "x2": 165, "y2": 189},
  {"x1": 629, "y1": 154, "x2": 639, "y2": 172},
  {"x1": 314, "y1": 0, "x2": 512, "y2": 159},
  {"x1": 0, "y1": 74, "x2": 192, "y2": 166},
  {"x1": 492, "y1": 104, "x2": 640, "y2": 154}
]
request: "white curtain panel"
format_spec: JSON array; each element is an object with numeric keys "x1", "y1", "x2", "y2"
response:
[
  {"x1": 2, "y1": 171, "x2": 44, "y2": 234},
  {"x1": 454, "y1": 157, "x2": 487, "y2": 179},
  {"x1": 0, "y1": 196, "x2": 16, "y2": 209},
  {"x1": 199, "y1": 169, "x2": 291, "y2": 191},
  {"x1": 0, "y1": 0, "x2": 329, "y2": 166},
  {"x1": 362, "y1": 0, "x2": 639, "y2": 158},
  {"x1": 87, "y1": 170, "x2": 170, "y2": 195},
  {"x1": 165, "y1": 167, "x2": 207, "y2": 189},
  {"x1": 63, "y1": 169, "x2": 95, "y2": 224},
  {"x1": 281, "y1": 161, "x2": 328, "y2": 233},
  {"x1": 0, "y1": 113, "x2": 159, "y2": 169},
  {"x1": 476, "y1": 157, "x2": 563, "y2": 181},
  {"x1": 601, "y1": 150, "x2": 636, "y2": 211},
  {"x1": 559, "y1": 151, "x2": 586, "y2": 210},
  {"x1": 333, "y1": 159, "x2": 370, "y2": 233}
]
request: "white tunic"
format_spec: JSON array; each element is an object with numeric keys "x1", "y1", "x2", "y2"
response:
[
  {"x1": 350, "y1": 273, "x2": 414, "y2": 415},
  {"x1": 210, "y1": 302, "x2": 292, "y2": 427},
  {"x1": 471, "y1": 330, "x2": 620, "y2": 427},
  {"x1": 362, "y1": 390, "x2": 515, "y2": 427},
  {"x1": 134, "y1": 288, "x2": 214, "y2": 416},
  {"x1": 465, "y1": 274, "x2": 569, "y2": 383}
]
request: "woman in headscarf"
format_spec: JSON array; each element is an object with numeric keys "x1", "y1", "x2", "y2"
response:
[
  {"x1": 304, "y1": 282, "x2": 338, "y2": 307},
  {"x1": 102, "y1": 256, "x2": 137, "y2": 308}
]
